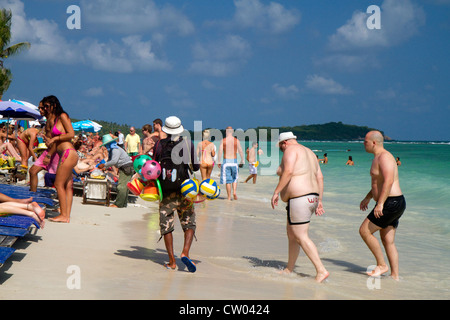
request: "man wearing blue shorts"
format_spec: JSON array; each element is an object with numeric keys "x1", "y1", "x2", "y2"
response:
[{"x1": 218, "y1": 127, "x2": 244, "y2": 200}]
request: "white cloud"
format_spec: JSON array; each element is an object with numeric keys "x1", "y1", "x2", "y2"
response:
[
  {"x1": 313, "y1": 53, "x2": 381, "y2": 71},
  {"x1": 233, "y1": 0, "x2": 301, "y2": 34},
  {"x1": 81, "y1": 0, "x2": 195, "y2": 36},
  {"x1": 81, "y1": 36, "x2": 171, "y2": 73},
  {"x1": 305, "y1": 75, "x2": 353, "y2": 95},
  {"x1": 202, "y1": 80, "x2": 218, "y2": 90},
  {"x1": 189, "y1": 35, "x2": 251, "y2": 77},
  {"x1": 84, "y1": 87, "x2": 104, "y2": 97},
  {"x1": 272, "y1": 83, "x2": 299, "y2": 99},
  {"x1": 376, "y1": 88, "x2": 397, "y2": 100},
  {"x1": 3, "y1": 0, "x2": 171, "y2": 73},
  {"x1": 207, "y1": 0, "x2": 300, "y2": 35},
  {"x1": 329, "y1": 0, "x2": 426, "y2": 51},
  {"x1": 317, "y1": 0, "x2": 425, "y2": 72}
]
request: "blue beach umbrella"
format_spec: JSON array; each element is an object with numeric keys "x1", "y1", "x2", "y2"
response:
[
  {"x1": 10, "y1": 99, "x2": 39, "y2": 111},
  {"x1": 0, "y1": 100, "x2": 43, "y2": 142},
  {"x1": 72, "y1": 120, "x2": 102, "y2": 133},
  {"x1": 0, "y1": 100, "x2": 42, "y2": 120}
]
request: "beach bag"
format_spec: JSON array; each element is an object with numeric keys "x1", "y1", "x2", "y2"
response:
[{"x1": 156, "y1": 138, "x2": 193, "y2": 194}]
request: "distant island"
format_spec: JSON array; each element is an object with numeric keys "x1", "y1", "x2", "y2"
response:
[
  {"x1": 75, "y1": 119, "x2": 388, "y2": 141},
  {"x1": 254, "y1": 122, "x2": 388, "y2": 141}
]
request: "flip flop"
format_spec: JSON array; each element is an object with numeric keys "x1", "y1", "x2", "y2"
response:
[
  {"x1": 181, "y1": 256, "x2": 196, "y2": 273},
  {"x1": 164, "y1": 263, "x2": 176, "y2": 270}
]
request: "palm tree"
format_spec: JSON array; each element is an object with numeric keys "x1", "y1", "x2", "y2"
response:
[{"x1": 0, "y1": 8, "x2": 30, "y2": 99}]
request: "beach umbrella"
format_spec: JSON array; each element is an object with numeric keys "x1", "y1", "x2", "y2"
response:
[
  {"x1": 0, "y1": 100, "x2": 43, "y2": 142},
  {"x1": 10, "y1": 99, "x2": 39, "y2": 111},
  {"x1": 72, "y1": 120, "x2": 102, "y2": 133},
  {"x1": 9, "y1": 100, "x2": 42, "y2": 128},
  {"x1": 0, "y1": 100, "x2": 43, "y2": 120}
]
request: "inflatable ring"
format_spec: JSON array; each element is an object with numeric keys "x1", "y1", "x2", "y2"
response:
[
  {"x1": 140, "y1": 193, "x2": 160, "y2": 201},
  {"x1": 193, "y1": 194, "x2": 206, "y2": 203},
  {"x1": 155, "y1": 179, "x2": 163, "y2": 201}
]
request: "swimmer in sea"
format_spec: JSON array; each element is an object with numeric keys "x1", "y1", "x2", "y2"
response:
[{"x1": 271, "y1": 132, "x2": 329, "y2": 283}]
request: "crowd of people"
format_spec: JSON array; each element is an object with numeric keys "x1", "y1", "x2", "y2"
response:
[{"x1": 0, "y1": 97, "x2": 406, "y2": 281}]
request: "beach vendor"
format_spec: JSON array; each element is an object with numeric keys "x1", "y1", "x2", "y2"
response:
[
  {"x1": 152, "y1": 116, "x2": 200, "y2": 272},
  {"x1": 98, "y1": 134, "x2": 133, "y2": 208}
]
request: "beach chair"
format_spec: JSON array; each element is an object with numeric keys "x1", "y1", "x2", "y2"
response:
[
  {"x1": 0, "y1": 247, "x2": 15, "y2": 266},
  {"x1": 0, "y1": 215, "x2": 41, "y2": 268},
  {"x1": 0, "y1": 183, "x2": 57, "y2": 208},
  {"x1": 0, "y1": 215, "x2": 40, "y2": 229}
]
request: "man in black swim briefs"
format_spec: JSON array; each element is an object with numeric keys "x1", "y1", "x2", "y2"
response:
[{"x1": 359, "y1": 131, "x2": 406, "y2": 281}]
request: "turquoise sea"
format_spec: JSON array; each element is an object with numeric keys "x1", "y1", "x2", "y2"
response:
[{"x1": 195, "y1": 139, "x2": 449, "y2": 298}]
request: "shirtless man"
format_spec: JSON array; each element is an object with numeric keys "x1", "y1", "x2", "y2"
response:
[
  {"x1": 359, "y1": 131, "x2": 406, "y2": 280},
  {"x1": 218, "y1": 126, "x2": 244, "y2": 200},
  {"x1": 271, "y1": 132, "x2": 329, "y2": 283},
  {"x1": 244, "y1": 142, "x2": 259, "y2": 184},
  {"x1": 141, "y1": 124, "x2": 155, "y2": 156}
]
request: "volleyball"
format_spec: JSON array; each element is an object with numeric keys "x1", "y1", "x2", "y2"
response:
[
  {"x1": 141, "y1": 160, "x2": 161, "y2": 180},
  {"x1": 199, "y1": 179, "x2": 219, "y2": 199},
  {"x1": 207, "y1": 185, "x2": 220, "y2": 200},
  {"x1": 180, "y1": 179, "x2": 199, "y2": 200}
]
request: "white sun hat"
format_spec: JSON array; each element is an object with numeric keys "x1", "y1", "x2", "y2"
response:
[
  {"x1": 278, "y1": 132, "x2": 297, "y2": 143},
  {"x1": 162, "y1": 116, "x2": 184, "y2": 135}
]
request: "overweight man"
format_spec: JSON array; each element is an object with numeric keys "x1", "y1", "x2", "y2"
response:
[{"x1": 271, "y1": 132, "x2": 329, "y2": 283}]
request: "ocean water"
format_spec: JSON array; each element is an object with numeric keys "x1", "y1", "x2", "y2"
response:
[{"x1": 194, "y1": 140, "x2": 450, "y2": 299}]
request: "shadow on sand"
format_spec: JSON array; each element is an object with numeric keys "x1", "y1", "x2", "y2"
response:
[{"x1": 114, "y1": 246, "x2": 200, "y2": 272}]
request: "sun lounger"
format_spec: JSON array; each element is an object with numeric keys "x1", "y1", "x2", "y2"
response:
[
  {"x1": 0, "y1": 247, "x2": 15, "y2": 266},
  {"x1": 0, "y1": 226, "x2": 29, "y2": 238},
  {"x1": 0, "y1": 215, "x2": 41, "y2": 268},
  {"x1": 0, "y1": 183, "x2": 57, "y2": 208},
  {"x1": 0, "y1": 215, "x2": 40, "y2": 229},
  {"x1": 0, "y1": 185, "x2": 51, "y2": 268}
]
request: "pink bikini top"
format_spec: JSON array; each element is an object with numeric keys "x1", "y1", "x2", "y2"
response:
[{"x1": 51, "y1": 117, "x2": 63, "y2": 137}]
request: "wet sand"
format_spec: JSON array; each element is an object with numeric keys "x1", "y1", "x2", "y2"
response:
[{"x1": 0, "y1": 175, "x2": 446, "y2": 300}]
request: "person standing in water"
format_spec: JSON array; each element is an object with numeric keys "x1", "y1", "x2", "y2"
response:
[
  {"x1": 271, "y1": 132, "x2": 329, "y2": 283},
  {"x1": 359, "y1": 131, "x2": 406, "y2": 280}
]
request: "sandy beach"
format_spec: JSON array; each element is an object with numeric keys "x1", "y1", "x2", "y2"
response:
[{"x1": 0, "y1": 168, "x2": 448, "y2": 301}]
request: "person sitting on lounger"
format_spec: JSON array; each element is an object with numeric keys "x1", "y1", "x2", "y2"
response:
[{"x1": 0, "y1": 193, "x2": 45, "y2": 228}]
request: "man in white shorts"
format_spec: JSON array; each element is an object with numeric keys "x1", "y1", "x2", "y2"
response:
[
  {"x1": 245, "y1": 142, "x2": 259, "y2": 184},
  {"x1": 218, "y1": 127, "x2": 244, "y2": 200}
]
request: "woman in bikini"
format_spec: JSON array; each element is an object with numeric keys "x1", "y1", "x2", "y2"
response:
[
  {"x1": 196, "y1": 129, "x2": 215, "y2": 180},
  {"x1": 42, "y1": 95, "x2": 78, "y2": 223},
  {"x1": 16, "y1": 126, "x2": 42, "y2": 169}
]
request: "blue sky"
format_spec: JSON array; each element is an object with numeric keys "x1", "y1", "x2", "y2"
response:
[{"x1": 1, "y1": 0, "x2": 449, "y2": 141}]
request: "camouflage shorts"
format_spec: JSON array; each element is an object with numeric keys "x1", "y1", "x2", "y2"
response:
[{"x1": 159, "y1": 192, "x2": 196, "y2": 236}]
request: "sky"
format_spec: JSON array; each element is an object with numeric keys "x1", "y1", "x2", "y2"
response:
[{"x1": 1, "y1": 0, "x2": 449, "y2": 141}]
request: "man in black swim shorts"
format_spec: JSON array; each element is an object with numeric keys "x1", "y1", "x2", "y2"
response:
[
  {"x1": 367, "y1": 195, "x2": 406, "y2": 229},
  {"x1": 359, "y1": 131, "x2": 406, "y2": 281}
]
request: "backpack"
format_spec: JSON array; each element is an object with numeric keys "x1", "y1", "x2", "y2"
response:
[{"x1": 155, "y1": 137, "x2": 193, "y2": 194}]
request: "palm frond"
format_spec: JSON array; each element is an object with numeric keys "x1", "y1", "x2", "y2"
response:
[{"x1": 1, "y1": 42, "x2": 31, "y2": 58}]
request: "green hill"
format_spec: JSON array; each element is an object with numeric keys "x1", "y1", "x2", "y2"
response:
[
  {"x1": 254, "y1": 122, "x2": 386, "y2": 141},
  {"x1": 76, "y1": 119, "x2": 387, "y2": 142}
]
